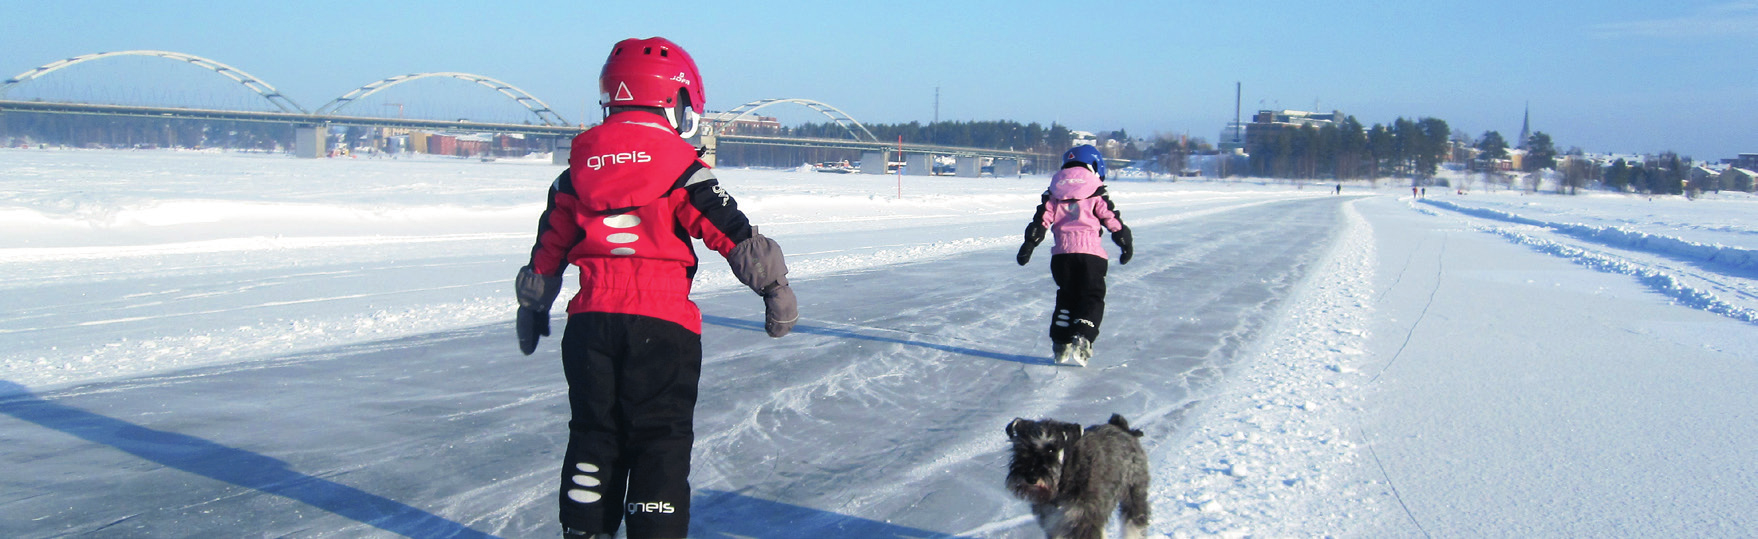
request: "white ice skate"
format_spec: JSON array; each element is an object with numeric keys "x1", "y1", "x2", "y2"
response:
[
  {"x1": 1054, "y1": 337, "x2": 1092, "y2": 367},
  {"x1": 1067, "y1": 336, "x2": 1092, "y2": 367}
]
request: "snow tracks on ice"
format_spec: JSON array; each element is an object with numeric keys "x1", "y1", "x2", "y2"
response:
[
  {"x1": 1418, "y1": 198, "x2": 1758, "y2": 274},
  {"x1": 1149, "y1": 199, "x2": 1385, "y2": 537},
  {"x1": 1418, "y1": 198, "x2": 1758, "y2": 324}
]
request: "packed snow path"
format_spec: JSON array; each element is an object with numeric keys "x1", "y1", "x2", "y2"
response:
[
  {"x1": 0, "y1": 196, "x2": 1351, "y2": 537},
  {"x1": 1353, "y1": 195, "x2": 1758, "y2": 537}
]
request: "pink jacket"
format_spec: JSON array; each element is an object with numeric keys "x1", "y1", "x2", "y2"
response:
[{"x1": 1038, "y1": 167, "x2": 1124, "y2": 258}]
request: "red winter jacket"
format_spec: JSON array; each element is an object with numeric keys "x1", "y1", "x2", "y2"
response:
[{"x1": 526, "y1": 110, "x2": 753, "y2": 333}]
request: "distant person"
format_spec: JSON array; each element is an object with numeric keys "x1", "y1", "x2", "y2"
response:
[
  {"x1": 514, "y1": 36, "x2": 796, "y2": 539},
  {"x1": 1335, "y1": 183, "x2": 1342, "y2": 195},
  {"x1": 1016, "y1": 145, "x2": 1133, "y2": 366}
]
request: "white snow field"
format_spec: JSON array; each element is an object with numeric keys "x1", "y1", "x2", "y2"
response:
[{"x1": 2, "y1": 149, "x2": 1755, "y2": 538}]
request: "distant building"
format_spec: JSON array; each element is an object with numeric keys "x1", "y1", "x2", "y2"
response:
[
  {"x1": 1719, "y1": 167, "x2": 1756, "y2": 192},
  {"x1": 1243, "y1": 109, "x2": 1343, "y2": 154},
  {"x1": 703, "y1": 113, "x2": 782, "y2": 136},
  {"x1": 428, "y1": 134, "x2": 457, "y2": 156},
  {"x1": 1217, "y1": 121, "x2": 1246, "y2": 151},
  {"x1": 1722, "y1": 153, "x2": 1758, "y2": 170},
  {"x1": 1071, "y1": 130, "x2": 1097, "y2": 148},
  {"x1": 423, "y1": 133, "x2": 491, "y2": 157},
  {"x1": 1689, "y1": 166, "x2": 1722, "y2": 191}
]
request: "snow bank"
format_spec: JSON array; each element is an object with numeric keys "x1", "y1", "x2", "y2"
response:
[
  {"x1": 1420, "y1": 198, "x2": 1758, "y2": 274},
  {"x1": 1151, "y1": 199, "x2": 1385, "y2": 537},
  {"x1": 1477, "y1": 225, "x2": 1758, "y2": 324}
]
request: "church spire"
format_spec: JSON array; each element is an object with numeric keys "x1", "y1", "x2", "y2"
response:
[{"x1": 1517, "y1": 102, "x2": 1531, "y2": 150}]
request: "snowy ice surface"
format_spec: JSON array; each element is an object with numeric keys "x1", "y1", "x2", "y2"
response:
[{"x1": 2, "y1": 149, "x2": 1755, "y2": 538}]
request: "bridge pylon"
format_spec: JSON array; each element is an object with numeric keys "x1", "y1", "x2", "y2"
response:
[{"x1": 294, "y1": 125, "x2": 328, "y2": 159}]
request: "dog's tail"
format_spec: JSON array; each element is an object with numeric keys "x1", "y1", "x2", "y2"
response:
[{"x1": 1108, "y1": 413, "x2": 1144, "y2": 437}]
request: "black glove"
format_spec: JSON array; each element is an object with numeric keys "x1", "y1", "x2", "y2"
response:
[
  {"x1": 1018, "y1": 223, "x2": 1046, "y2": 266},
  {"x1": 1112, "y1": 225, "x2": 1134, "y2": 265},
  {"x1": 515, "y1": 266, "x2": 563, "y2": 355},
  {"x1": 517, "y1": 307, "x2": 550, "y2": 355}
]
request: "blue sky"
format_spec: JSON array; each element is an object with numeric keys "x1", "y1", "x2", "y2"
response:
[{"x1": 3, "y1": 1, "x2": 1752, "y2": 160}]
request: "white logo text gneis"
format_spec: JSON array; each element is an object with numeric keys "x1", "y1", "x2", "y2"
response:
[{"x1": 584, "y1": 151, "x2": 652, "y2": 170}]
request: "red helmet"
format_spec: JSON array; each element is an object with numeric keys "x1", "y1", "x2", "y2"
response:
[{"x1": 599, "y1": 37, "x2": 704, "y2": 136}]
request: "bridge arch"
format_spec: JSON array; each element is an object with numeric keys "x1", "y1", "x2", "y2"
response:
[
  {"x1": 316, "y1": 72, "x2": 570, "y2": 126},
  {"x1": 714, "y1": 98, "x2": 878, "y2": 142},
  {"x1": 0, "y1": 50, "x2": 307, "y2": 114}
]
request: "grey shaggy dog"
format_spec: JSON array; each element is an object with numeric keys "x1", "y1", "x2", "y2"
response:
[{"x1": 1005, "y1": 414, "x2": 1150, "y2": 539}]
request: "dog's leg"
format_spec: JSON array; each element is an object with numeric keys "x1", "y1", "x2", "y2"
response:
[
  {"x1": 1119, "y1": 477, "x2": 1151, "y2": 539},
  {"x1": 1033, "y1": 503, "x2": 1063, "y2": 539},
  {"x1": 1065, "y1": 518, "x2": 1103, "y2": 539},
  {"x1": 1054, "y1": 502, "x2": 1106, "y2": 539}
]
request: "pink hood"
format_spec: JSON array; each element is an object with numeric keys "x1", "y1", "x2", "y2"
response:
[
  {"x1": 1039, "y1": 167, "x2": 1123, "y2": 258},
  {"x1": 1048, "y1": 167, "x2": 1103, "y2": 199}
]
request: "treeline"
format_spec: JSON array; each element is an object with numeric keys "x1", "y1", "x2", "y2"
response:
[
  {"x1": 716, "y1": 119, "x2": 1084, "y2": 169},
  {"x1": 1248, "y1": 117, "x2": 1452, "y2": 181},
  {"x1": 0, "y1": 112, "x2": 292, "y2": 150},
  {"x1": 790, "y1": 119, "x2": 1079, "y2": 153},
  {"x1": 1604, "y1": 153, "x2": 1691, "y2": 195},
  {"x1": 1, "y1": 112, "x2": 291, "y2": 150}
]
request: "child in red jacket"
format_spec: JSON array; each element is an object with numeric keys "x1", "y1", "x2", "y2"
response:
[{"x1": 515, "y1": 37, "x2": 795, "y2": 539}]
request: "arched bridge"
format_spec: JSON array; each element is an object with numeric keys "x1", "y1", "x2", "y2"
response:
[
  {"x1": 1, "y1": 50, "x2": 307, "y2": 114},
  {"x1": 1, "y1": 50, "x2": 1054, "y2": 171},
  {"x1": 2, "y1": 50, "x2": 570, "y2": 126},
  {"x1": 708, "y1": 98, "x2": 878, "y2": 142},
  {"x1": 315, "y1": 72, "x2": 569, "y2": 126}
]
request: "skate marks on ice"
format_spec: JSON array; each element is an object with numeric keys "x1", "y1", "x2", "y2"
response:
[
  {"x1": 0, "y1": 195, "x2": 1354, "y2": 538},
  {"x1": 0, "y1": 379, "x2": 493, "y2": 539},
  {"x1": 688, "y1": 196, "x2": 1355, "y2": 536},
  {"x1": 691, "y1": 489, "x2": 972, "y2": 539},
  {"x1": 703, "y1": 315, "x2": 1048, "y2": 366},
  {"x1": 0, "y1": 326, "x2": 562, "y2": 538}
]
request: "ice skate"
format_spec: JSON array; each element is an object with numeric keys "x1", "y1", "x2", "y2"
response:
[
  {"x1": 1053, "y1": 341, "x2": 1074, "y2": 365},
  {"x1": 1067, "y1": 335, "x2": 1092, "y2": 367}
]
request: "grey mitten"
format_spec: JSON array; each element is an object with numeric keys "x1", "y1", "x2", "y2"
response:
[
  {"x1": 515, "y1": 266, "x2": 563, "y2": 355},
  {"x1": 728, "y1": 229, "x2": 796, "y2": 337},
  {"x1": 760, "y1": 281, "x2": 797, "y2": 338}
]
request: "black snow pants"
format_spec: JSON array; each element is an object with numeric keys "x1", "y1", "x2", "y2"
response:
[
  {"x1": 1049, "y1": 253, "x2": 1109, "y2": 344},
  {"x1": 558, "y1": 312, "x2": 701, "y2": 539}
]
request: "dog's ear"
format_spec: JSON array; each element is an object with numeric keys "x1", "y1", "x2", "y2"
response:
[
  {"x1": 1006, "y1": 418, "x2": 1025, "y2": 439},
  {"x1": 1061, "y1": 423, "x2": 1083, "y2": 443}
]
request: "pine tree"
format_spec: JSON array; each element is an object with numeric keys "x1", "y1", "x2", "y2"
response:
[
  {"x1": 1606, "y1": 159, "x2": 1630, "y2": 192},
  {"x1": 1478, "y1": 131, "x2": 1509, "y2": 160},
  {"x1": 1415, "y1": 118, "x2": 1450, "y2": 180},
  {"x1": 1524, "y1": 132, "x2": 1557, "y2": 172}
]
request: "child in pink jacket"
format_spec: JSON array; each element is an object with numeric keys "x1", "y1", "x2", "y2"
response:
[{"x1": 1016, "y1": 145, "x2": 1133, "y2": 366}]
